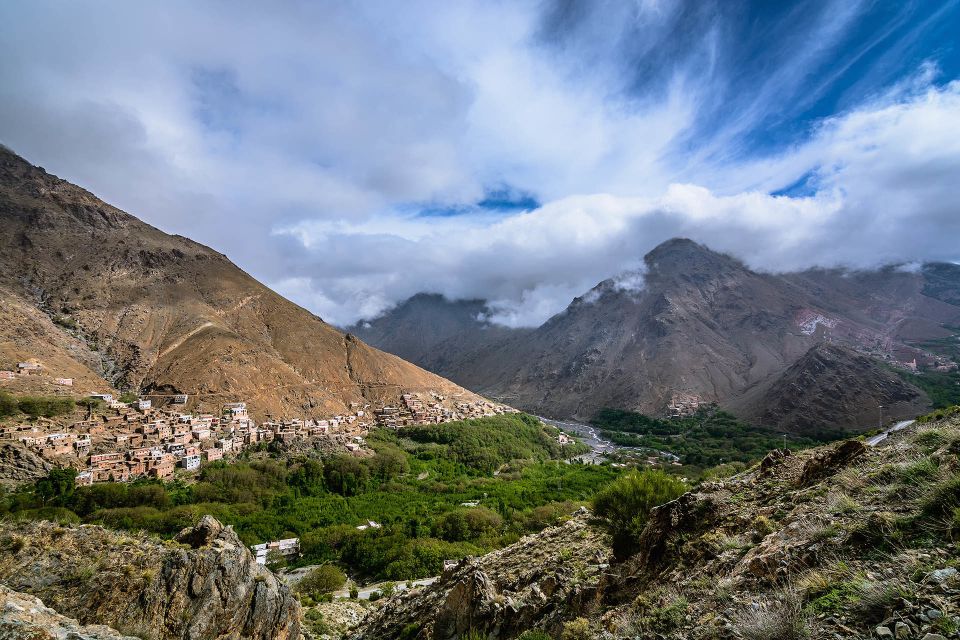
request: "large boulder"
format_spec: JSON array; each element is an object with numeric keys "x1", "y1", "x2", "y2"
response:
[
  {"x1": 797, "y1": 440, "x2": 866, "y2": 486},
  {"x1": 0, "y1": 585, "x2": 138, "y2": 640},
  {"x1": 0, "y1": 517, "x2": 300, "y2": 640}
]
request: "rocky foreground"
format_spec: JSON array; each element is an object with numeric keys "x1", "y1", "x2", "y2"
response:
[
  {"x1": 0, "y1": 515, "x2": 300, "y2": 639},
  {"x1": 355, "y1": 416, "x2": 960, "y2": 639}
]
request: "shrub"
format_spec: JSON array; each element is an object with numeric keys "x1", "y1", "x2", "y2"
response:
[
  {"x1": 517, "y1": 631, "x2": 552, "y2": 640},
  {"x1": 851, "y1": 580, "x2": 913, "y2": 623},
  {"x1": 0, "y1": 392, "x2": 18, "y2": 417},
  {"x1": 751, "y1": 515, "x2": 775, "y2": 542},
  {"x1": 303, "y1": 608, "x2": 331, "y2": 636},
  {"x1": 434, "y1": 507, "x2": 503, "y2": 542},
  {"x1": 296, "y1": 564, "x2": 346, "y2": 599},
  {"x1": 17, "y1": 396, "x2": 75, "y2": 418},
  {"x1": 560, "y1": 618, "x2": 591, "y2": 640},
  {"x1": 731, "y1": 590, "x2": 809, "y2": 640},
  {"x1": 592, "y1": 470, "x2": 687, "y2": 558},
  {"x1": 897, "y1": 457, "x2": 940, "y2": 486}
]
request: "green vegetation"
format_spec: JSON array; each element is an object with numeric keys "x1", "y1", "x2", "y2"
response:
[
  {"x1": 0, "y1": 392, "x2": 75, "y2": 418},
  {"x1": 917, "y1": 403, "x2": 960, "y2": 424},
  {"x1": 591, "y1": 407, "x2": 817, "y2": 468},
  {"x1": 118, "y1": 391, "x2": 139, "y2": 404},
  {"x1": 897, "y1": 369, "x2": 960, "y2": 409},
  {"x1": 52, "y1": 314, "x2": 79, "y2": 331},
  {"x1": 297, "y1": 564, "x2": 347, "y2": 599},
  {"x1": 1, "y1": 414, "x2": 619, "y2": 581},
  {"x1": 592, "y1": 469, "x2": 687, "y2": 558}
]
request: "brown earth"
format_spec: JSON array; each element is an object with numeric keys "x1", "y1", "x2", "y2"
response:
[{"x1": 0, "y1": 146, "x2": 480, "y2": 419}]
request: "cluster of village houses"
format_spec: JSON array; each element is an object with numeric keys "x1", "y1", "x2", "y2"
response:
[{"x1": 1, "y1": 359, "x2": 514, "y2": 488}]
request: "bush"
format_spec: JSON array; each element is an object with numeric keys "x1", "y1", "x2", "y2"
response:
[
  {"x1": 434, "y1": 507, "x2": 503, "y2": 542},
  {"x1": 0, "y1": 392, "x2": 18, "y2": 417},
  {"x1": 851, "y1": 580, "x2": 913, "y2": 623},
  {"x1": 561, "y1": 617, "x2": 591, "y2": 640},
  {"x1": 296, "y1": 564, "x2": 347, "y2": 599},
  {"x1": 920, "y1": 473, "x2": 960, "y2": 520},
  {"x1": 17, "y1": 396, "x2": 75, "y2": 418},
  {"x1": 731, "y1": 590, "x2": 809, "y2": 640},
  {"x1": 592, "y1": 470, "x2": 687, "y2": 558},
  {"x1": 517, "y1": 632, "x2": 552, "y2": 640}
]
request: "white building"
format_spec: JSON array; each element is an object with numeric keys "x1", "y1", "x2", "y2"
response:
[
  {"x1": 181, "y1": 454, "x2": 201, "y2": 471},
  {"x1": 250, "y1": 538, "x2": 300, "y2": 565}
]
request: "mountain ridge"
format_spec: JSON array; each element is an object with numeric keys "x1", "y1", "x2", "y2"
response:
[
  {"x1": 352, "y1": 240, "x2": 960, "y2": 431},
  {"x1": 0, "y1": 147, "x2": 480, "y2": 418}
]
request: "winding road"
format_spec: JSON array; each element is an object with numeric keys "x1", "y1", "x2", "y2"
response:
[{"x1": 865, "y1": 419, "x2": 915, "y2": 446}]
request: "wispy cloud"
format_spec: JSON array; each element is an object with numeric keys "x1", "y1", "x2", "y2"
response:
[{"x1": 0, "y1": 0, "x2": 957, "y2": 326}]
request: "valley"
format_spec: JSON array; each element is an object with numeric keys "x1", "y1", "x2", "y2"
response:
[{"x1": 0, "y1": 155, "x2": 956, "y2": 640}]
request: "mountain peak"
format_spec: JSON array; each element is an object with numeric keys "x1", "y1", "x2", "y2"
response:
[{"x1": 643, "y1": 237, "x2": 745, "y2": 277}]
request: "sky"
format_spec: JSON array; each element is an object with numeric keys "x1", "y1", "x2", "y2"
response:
[{"x1": 1, "y1": 0, "x2": 959, "y2": 327}]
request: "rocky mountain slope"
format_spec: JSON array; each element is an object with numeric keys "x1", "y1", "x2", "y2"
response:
[
  {"x1": 0, "y1": 147, "x2": 479, "y2": 418},
  {"x1": 0, "y1": 515, "x2": 300, "y2": 639},
  {"x1": 354, "y1": 239, "x2": 960, "y2": 431},
  {"x1": 730, "y1": 343, "x2": 929, "y2": 438},
  {"x1": 348, "y1": 293, "x2": 526, "y2": 377},
  {"x1": 354, "y1": 416, "x2": 960, "y2": 639}
]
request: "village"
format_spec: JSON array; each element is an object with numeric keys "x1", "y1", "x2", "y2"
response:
[{"x1": 1, "y1": 360, "x2": 515, "y2": 488}]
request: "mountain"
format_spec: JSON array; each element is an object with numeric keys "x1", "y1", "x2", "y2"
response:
[
  {"x1": 346, "y1": 293, "x2": 525, "y2": 378},
  {"x1": 353, "y1": 239, "x2": 960, "y2": 431},
  {"x1": 728, "y1": 343, "x2": 928, "y2": 437},
  {"x1": 0, "y1": 147, "x2": 478, "y2": 418}
]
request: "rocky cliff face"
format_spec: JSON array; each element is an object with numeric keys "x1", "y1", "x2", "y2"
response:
[
  {"x1": 356, "y1": 416, "x2": 960, "y2": 639},
  {"x1": 0, "y1": 441, "x2": 52, "y2": 489},
  {"x1": 0, "y1": 515, "x2": 301, "y2": 640}
]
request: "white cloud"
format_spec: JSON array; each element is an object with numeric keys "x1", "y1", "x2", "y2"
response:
[
  {"x1": 0, "y1": 2, "x2": 958, "y2": 328},
  {"x1": 275, "y1": 80, "x2": 960, "y2": 326}
]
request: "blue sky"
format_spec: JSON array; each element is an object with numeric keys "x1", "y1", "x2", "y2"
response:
[{"x1": 1, "y1": 1, "x2": 959, "y2": 326}]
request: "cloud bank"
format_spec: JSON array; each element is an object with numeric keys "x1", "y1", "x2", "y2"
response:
[{"x1": 0, "y1": 1, "x2": 958, "y2": 327}]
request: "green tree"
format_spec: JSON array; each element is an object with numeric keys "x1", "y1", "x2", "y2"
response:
[
  {"x1": 35, "y1": 467, "x2": 78, "y2": 506},
  {"x1": 296, "y1": 564, "x2": 347, "y2": 599},
  {"x1": 0, "y1": 392, "x2": 18, "y2": 417},
  {"x1": 592, "y1": 469, "x2": 687, "y2": 558},
  {"x1": 323, "y1": 455, "x2": 370, "y2": 496}
]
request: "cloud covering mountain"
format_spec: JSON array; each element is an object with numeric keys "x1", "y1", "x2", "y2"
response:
[{"x1": 1, "y1": 1, "x2": 958, "y2": 326}]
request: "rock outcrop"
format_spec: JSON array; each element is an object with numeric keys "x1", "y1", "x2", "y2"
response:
[
  {"x1": 796, "y1": 438, "x2": 866, "y2": 486},
  {"x1": 352, "y1": 513, "x2": 609, "y2": 640},
  {"x1": 0, "y1": 515, "x2": 301, "y2": 640},
  {"x1": 0, "y1": 441, "x2": 51, "y2": 488},
  {"x1": 0, "y1": 585, "x2": 138, "y2": 640}
]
